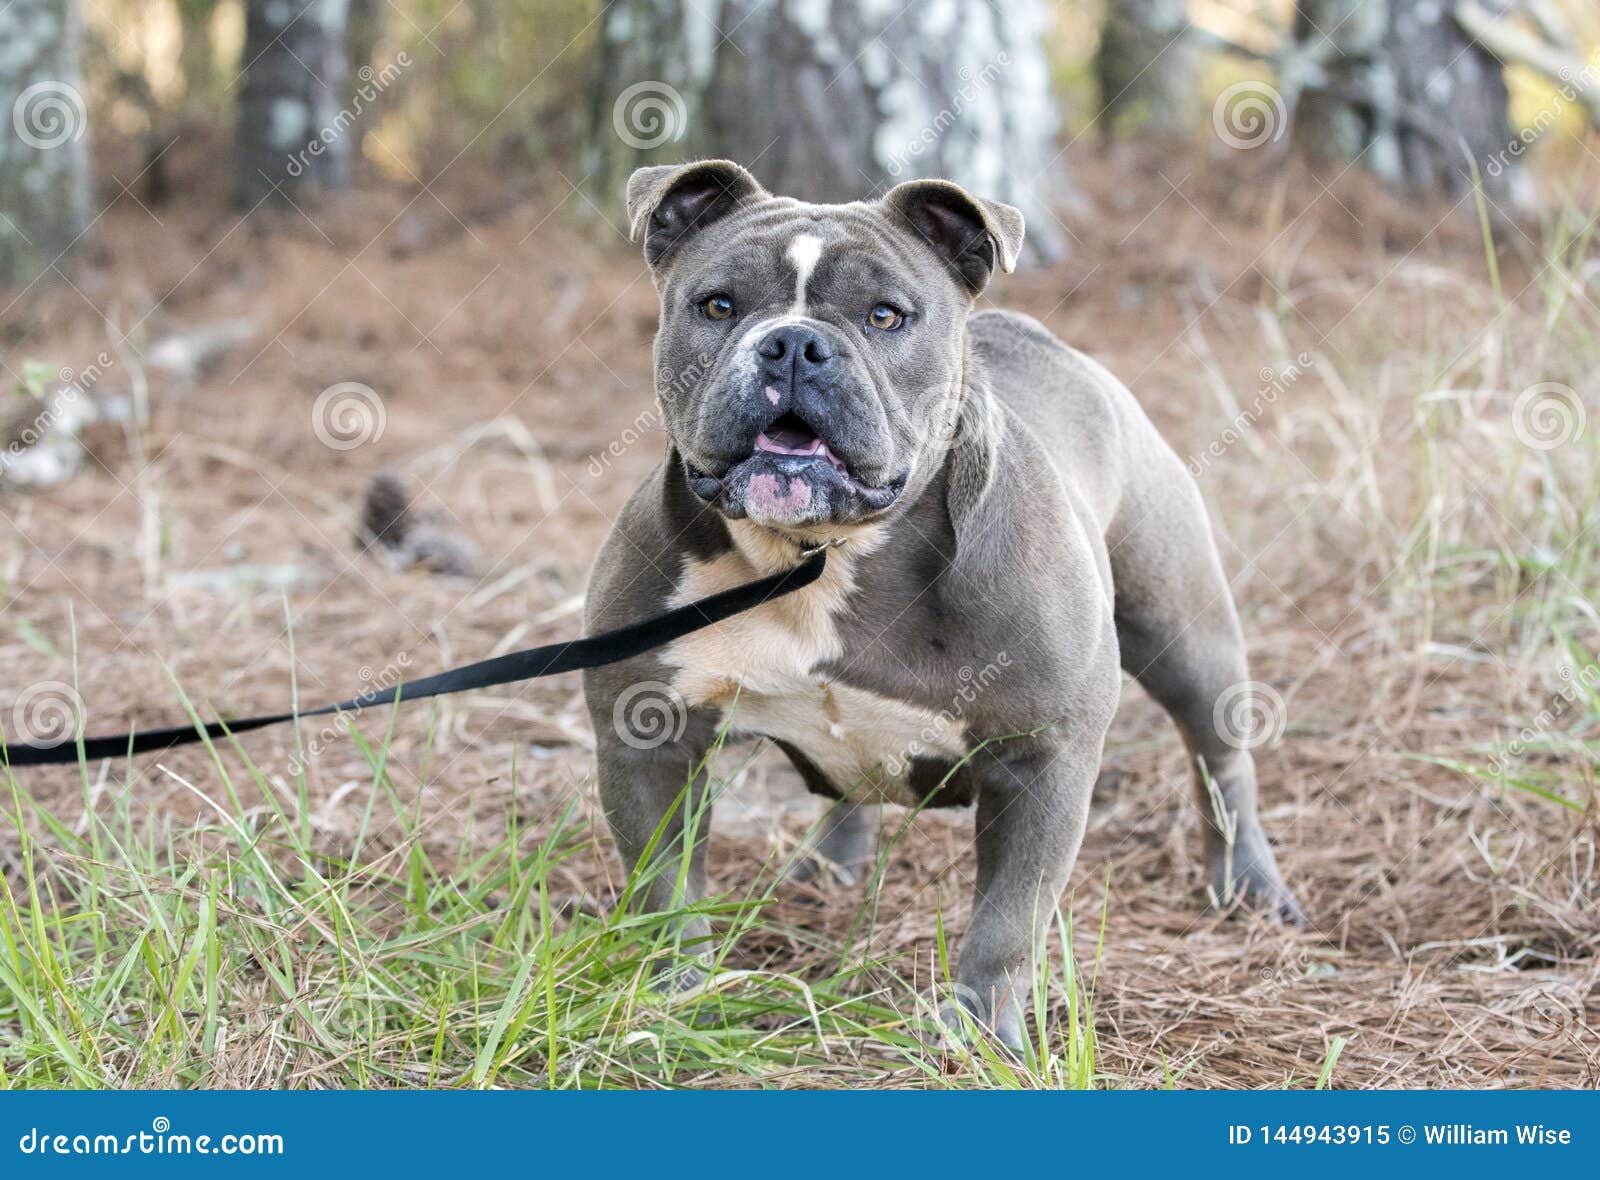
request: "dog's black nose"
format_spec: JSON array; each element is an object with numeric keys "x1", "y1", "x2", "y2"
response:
[{"x1": 758, "y1": 323, "x2": 832, "y2": 368}]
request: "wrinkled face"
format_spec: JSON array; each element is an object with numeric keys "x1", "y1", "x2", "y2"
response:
[{"x1": 649, "y1": 197, "x2": 977, "y2": 533}]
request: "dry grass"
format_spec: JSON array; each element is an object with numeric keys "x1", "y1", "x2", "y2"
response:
[{"x1": 1, "y1": 142, "x2": 1597, "y2": 1087}]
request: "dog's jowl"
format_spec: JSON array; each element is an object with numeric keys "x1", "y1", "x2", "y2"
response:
[{"x1": 583, "y1": 159, "x2": 1302, "y2": 1050}]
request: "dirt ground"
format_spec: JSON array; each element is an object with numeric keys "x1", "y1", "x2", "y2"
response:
[{"x1": 3, "y1": 137, "x2": 1598, "y2": 1087}]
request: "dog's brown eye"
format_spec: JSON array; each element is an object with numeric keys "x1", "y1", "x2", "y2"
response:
[
  {"x1": 868, "y1": 303, "x2": 904, "y2": 331},
  {"x1": 703, "y1": 294, "x2": 735, "y2": 321}
]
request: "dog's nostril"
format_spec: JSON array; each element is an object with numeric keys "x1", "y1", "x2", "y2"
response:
[{"x1": 759, "y1": 326, "x2": 832, "y2": 367}]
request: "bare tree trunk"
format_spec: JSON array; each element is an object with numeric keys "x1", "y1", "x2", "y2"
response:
[
  {"x1": 345, "y1": 0, "x2": 381, "y2": 162},
  {"x1": 177, "y1": 0, "x2": 219, "y2": 107},
  {"x1": 1294, "y1": 0, "x2": 1514, "y2": 200},
  {"x1": 0, "y1": 0, "x2": 92, "y2": 289},
  {"x1": 586, "y1": 0, "x2": 1066, "y2": 263},
  {"x1": 234, "y1": 0, "x2": 351, "y2": 207},
  {"x1": 1096, "y1": 0, "x2": 1197, "y2": 138}
]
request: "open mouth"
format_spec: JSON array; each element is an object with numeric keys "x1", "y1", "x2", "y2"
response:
[
  {"x1": 754, "y1": 413, "x2": 848, "y2": 472},
  {"x1": 683, "y1": 411, "x2": 906, "y2": 524}
]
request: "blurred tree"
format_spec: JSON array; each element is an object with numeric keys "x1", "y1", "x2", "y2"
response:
[
  {"x1": 346, "y1": 0, "x2": 381, "y2": 160},
  {"x1": 176, "y1": 0, "x2": 220, "y2": 107},
  {"x1": 0, "y1": 0, "x2": 93, "y2": 289},
  {"x1": 1292, "y1": 0, "x2": 1514, "y2": 199},
  {"x1": 586, "y1": 0, "x2": 1067, "y2": 262},
  {"x1": 1096, "y1": 0, "x2": 1197, "y2": 138},
  {"x1": 234, "y1": 0, "x2": 351, "y2": 207}
]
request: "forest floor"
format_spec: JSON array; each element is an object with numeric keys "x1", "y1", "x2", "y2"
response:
[{"x1": 1, "y1": 138, "x2": 1597, "y2": 1088}]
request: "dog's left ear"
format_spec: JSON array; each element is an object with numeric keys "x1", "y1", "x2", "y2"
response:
[
  {"x1": 626, "y1": 159, "x2": 767, "y2": 269},
  {"x1": 882, "y1": 180, "x2": 1025, "y2": 295}
]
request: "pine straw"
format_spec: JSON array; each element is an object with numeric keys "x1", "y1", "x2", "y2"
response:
[{"x1": 1, "y1": 144, "x2": 1597, "y2": 1087}]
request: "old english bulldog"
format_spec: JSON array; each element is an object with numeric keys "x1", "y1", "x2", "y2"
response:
[{"x1": 583, "y1": 159, "x2": 1302, "y2": 1050}]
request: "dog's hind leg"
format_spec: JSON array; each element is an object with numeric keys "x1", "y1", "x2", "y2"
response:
[
  {"x1": 787, "y1": 798, "x2": 876, "y2": 888},
  {"x1": 1108, "y1": 475, "x2": 1304, "y2": 925}
]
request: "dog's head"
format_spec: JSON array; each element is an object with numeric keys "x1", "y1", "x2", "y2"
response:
[{"x1": 626, "y1": 160, "x2": 1024, "y2": 536}]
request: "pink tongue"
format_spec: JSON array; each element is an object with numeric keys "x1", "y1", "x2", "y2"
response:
[{"x1": 755, "y1": 431, "x2": 823, "y2": 457}]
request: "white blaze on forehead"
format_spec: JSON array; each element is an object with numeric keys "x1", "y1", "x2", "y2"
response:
[{"x1": 786, "y1": 232, "x2": 825, "y2": 313}]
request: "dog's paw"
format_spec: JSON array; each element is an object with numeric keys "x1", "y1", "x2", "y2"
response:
[
  {"x1": 781, "y1": 854, "x2": 864, "y2": 902},
  {"x1": 651, "y1": 958, "x2": 709, "y2": 994},
  {"x1": 1210, "y1": 850, "x2": 1306, "y2": 927},
  {"x1": 925, "y1": 989, "x2": 1026, "y2": 1058}
]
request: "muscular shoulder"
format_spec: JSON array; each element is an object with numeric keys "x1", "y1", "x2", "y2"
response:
[{"x1": 584, "y1": 456, "x2": 730, "y2": 633}]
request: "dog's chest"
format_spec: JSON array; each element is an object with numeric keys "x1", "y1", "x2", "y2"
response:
[{"x1": 663, "y1": 544, "x2": 966, "y2": 804}]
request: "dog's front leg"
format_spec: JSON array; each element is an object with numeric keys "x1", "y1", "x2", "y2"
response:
[
  {"x1": 594, "y1": 721, "x2": 720, "y2": 989},
  {"x1": 954, "y1": 735, "x2": 1105, "y2": 1052}
]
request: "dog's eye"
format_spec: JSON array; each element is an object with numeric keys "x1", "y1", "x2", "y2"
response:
[
  {"x1": 868, "y1": 303, "x2": 904, "y2": 331},
  {"x1": 702, "y1": 294, "x2": 735, "y2": 321}
]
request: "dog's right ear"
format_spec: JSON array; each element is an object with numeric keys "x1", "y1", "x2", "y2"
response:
[{"x1": 626, "y1": 160, "x2": 766, "y2": 269}]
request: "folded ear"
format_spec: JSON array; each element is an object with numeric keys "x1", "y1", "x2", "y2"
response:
[
  {"x1": 625, "y1": 159, "x2": 767, "y2": 268},
  {"x1": 882, "y1": 179, "x2": 1026, "y2": 295}
]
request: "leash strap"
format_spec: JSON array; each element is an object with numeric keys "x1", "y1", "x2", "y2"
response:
[{"x1": 4, "y1": 549, "x2": 829, "y2": 768}]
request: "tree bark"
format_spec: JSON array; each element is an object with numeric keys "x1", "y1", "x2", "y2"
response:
[
  {"x1": 586, "y1": 0, "x2": 1066, "y2": 263},
  {"x1": 1096, "y1": 0, "x2": 1198, "y2": 138},
  {"x1": 0, "y1": 0, "x2": 92, "y2": 290},
  {"x1": 233, "y1": 0, "x2": 352, "y2": 208},
  {"x1": 1293, "y1": 0, "x2": 1515, "y2": 200}
]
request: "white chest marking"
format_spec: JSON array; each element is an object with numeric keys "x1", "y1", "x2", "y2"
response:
[
  {"x1": 662, "y1": 527, "x2": 967, "y2": 804},
  {"x1": 786, "y1": 233, "x2": 824, "y2": 314}
]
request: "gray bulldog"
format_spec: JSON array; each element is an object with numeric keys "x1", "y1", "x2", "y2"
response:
[{"x1": 583, "y1": 159, "x2": 1302, "y2": 1051}]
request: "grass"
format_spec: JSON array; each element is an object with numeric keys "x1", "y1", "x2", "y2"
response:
[
  {"x1": 0, "y1": 704, "x2": 1107, "y2": 1089},
  {"x1": 6, "y1": 163, "x2": 1599, "y2": 1090}
]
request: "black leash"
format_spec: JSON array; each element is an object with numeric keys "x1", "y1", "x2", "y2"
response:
[{"x1": 3, "y1": 548, "x2": 829, "y2": 768}]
